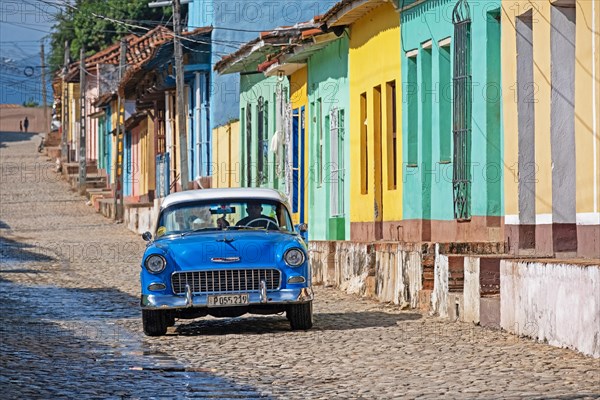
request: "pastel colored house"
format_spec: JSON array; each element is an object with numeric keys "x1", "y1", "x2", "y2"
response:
[
  {"x1": 397, "y1": 0, "x2": 503, "y2": 243},
  {"x1": 501, "y1": 0, "x2": 600, "y2": 258},
  {"x1": 187, "y1": 0, "x2": 336, "y2": 186},
  {"x1": 321, "y1": 0, "x2": 402, "y2": 242},
  {"x1": 306, "y1": 33, "x2": 351, "y2": 240},
  {"x1": 216, "y1": 22, "x2": 323, "y2": 227},
  {"x1": 260, "y1": 27, "x2": 351, "y2": 240}
]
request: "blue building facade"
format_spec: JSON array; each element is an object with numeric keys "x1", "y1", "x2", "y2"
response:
[{"x1": 187, "y1": 0, "x2": 336, "y2": 179}]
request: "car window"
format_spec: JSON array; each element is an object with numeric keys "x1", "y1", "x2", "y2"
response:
[{"x1": 157, "y1": 199, "x2": 293, "y2": 236}]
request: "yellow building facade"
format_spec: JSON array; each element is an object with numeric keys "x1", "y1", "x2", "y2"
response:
[
  {"x1": 502, "y1": 0, "x2": 600, "y2": 258},
  {"x1": 347, "y1": 3, "x2": 402, "y2": 241},
  {"x1": 211, "y1": 121, "x2": 240, "y2": 188}
]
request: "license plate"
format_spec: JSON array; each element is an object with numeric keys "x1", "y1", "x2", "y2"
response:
[{"x1": 207, "y1": 293, "x2": 249, "y2": 307}]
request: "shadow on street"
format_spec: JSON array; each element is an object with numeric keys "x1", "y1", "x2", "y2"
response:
[
  {"x1": 174, "y1": 310, "x2": 421, "y2": 336},
  {"x1": 0, "y1": 131, "x2": 39, "y2": 148}
]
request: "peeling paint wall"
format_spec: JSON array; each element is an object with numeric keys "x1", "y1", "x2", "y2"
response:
[
  {"x1": 463, "y1": 256, "x2": 480, "y2": 324},
  {"x1": 501, "y1": 260, "x2": 600, "y2": 358},
  {"x1": 431, "y1": 247, "x2": 448, "y2": 318},
  {"x1": 309, "y1": 241, "x2": 422, "y2": 307},
  {"x1": 124, "y1": 205, "x2": 154, "y2": 235}
]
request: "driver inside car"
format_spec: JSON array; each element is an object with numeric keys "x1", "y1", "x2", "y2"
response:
[{"x1": 236, "y1": 202, "x2": 278, "y2": 229}]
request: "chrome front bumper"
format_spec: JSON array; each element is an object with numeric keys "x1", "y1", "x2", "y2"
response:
[{"x1": 141, "y1": 286, "x2": 314, "y2": 310}]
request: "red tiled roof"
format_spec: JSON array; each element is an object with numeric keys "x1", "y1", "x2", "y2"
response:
[
  {"x1": 257, "y1": 57, "x2": 280, "y2": 73},
  {"x1": 214, "y1": 20, "x2": 322, "y2": 73},
  {"x1": 64, "y1": 26, "x2": 212, "y2": 83},
  {"x1": 118, "y1": 26, "x2": 212, "y2": 95},
  {"x1": 301, "y1": 28, "x2": 324, "y2": 39}
]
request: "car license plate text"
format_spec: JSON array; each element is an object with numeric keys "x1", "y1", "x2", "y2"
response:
[{"x1": 207, "y1": 293, "x2": 249, "y2": 307}]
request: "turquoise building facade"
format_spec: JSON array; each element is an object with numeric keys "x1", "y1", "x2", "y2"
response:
[{"x1": 400, "y1": 0, "x2": 503, "y2": 242}]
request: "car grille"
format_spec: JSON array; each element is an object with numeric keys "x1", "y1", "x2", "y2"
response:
[{"x1": 171, "y1": 269, "x2": 281, "y2": 295}]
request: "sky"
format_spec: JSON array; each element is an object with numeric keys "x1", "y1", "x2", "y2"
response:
[{"x1": 0, "y1": 0, "x2": 59, "y2": 105}]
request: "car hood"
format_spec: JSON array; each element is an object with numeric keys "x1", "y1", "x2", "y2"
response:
[{"x1": 151, "y1": 230, "x2": 304, "y2": 269}]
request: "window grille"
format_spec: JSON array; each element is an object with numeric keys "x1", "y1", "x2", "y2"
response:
[
  {"x1": 452, "y1": 0, "x2": 472, "y2": 220},
  {"x1": 330, "y1": 108, "x2": 345, "y2": 217},
  {"x1": 246, "y1": 106, "x2": 252, "y2": 186}
]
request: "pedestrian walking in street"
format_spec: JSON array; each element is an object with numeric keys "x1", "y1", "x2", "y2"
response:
[
  {"x1": 23, "y1": 117, "x2": 29, "y2": 133},
  {"x1": 19, "y1": 120, "x2": 22, "y2": 132}
]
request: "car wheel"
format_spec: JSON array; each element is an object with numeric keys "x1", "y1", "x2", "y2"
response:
[
  {"x1": 166, "y1": 312, "x2": 176, "y2": 327},
  {"x1": 287, "y1": 301, "x2": 313, "y2": 330},
  {"x1": 142, "y1": 309, "x2": 168, "y2": 336}
]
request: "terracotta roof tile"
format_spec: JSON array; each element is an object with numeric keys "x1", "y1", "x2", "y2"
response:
[{"x1": 215, "y1": 20, "x2": 323, "y2": 73}]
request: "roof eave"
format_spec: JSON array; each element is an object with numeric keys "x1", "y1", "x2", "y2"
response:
[{"x1": 324, "y1": 0, "x2": 393, "y2": 27}]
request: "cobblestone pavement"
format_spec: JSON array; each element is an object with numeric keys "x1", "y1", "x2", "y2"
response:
[{"x1": 1, "y1": 132, "x2": 599, "y2": 399}]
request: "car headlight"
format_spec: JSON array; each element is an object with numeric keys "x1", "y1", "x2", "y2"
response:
[
  {"x1": 284, "y1": 248, "x2": 305, "y2": 267},
  {"x1": 145, "y1": 255, "x2": 166, "y2": 274}
]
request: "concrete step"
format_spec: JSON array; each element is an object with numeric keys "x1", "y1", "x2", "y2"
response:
[
  {"x1": 45, "y1": 146, "x2": 61, "y2": 160},
  {"x1": 62, "y1": 162, "x2": 99, "y2": 176},
  {"x1": 69, "y1": 174, "x2": 108, "y2": 191},
  {"x1": 45, "y1": 131, "x2": 61, "y2": 147}
]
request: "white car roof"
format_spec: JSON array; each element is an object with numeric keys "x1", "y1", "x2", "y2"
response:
[{"x1": 160, "y1": 188, "x2": 290, "y2": 210}]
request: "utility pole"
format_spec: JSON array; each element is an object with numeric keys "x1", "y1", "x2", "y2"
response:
[
  {"x1": 78, "y1": 47, "x2": 87, "y2": 195},
  {"x1": 114, "y1": 39, "x2": 127, "y2": 221},
  {"x1": 40, "y1": 42, "x2": 48, "y2": 132},
  {"x1": 173, "y1": 0, "x2": 190, "y2": 190},
  {"x1": 61, "y1": 40, "x2": 70, "y2": 161}
]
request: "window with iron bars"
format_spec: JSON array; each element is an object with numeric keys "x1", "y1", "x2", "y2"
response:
[
  {"x1": 330, "y1": 108, "x2": 345, "y2": 217},
  {"x1": 452, "y1": 0, "x2": 472, "y2": 221},
  {"x1": 257, "y1": 97, "x2": 269, "y2": 185}
]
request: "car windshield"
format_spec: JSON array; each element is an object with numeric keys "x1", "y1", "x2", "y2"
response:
[{"x1": 156, "y1": 199, "x2": 293, "y2": 237}]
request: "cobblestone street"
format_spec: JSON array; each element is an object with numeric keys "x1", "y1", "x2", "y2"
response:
[{"x1": 1, "y1": 132, "x2": 599, "y2": 399}]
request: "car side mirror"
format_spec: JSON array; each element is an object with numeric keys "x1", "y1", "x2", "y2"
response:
[
  {"x1": 296, "y1": 223, "x2": 308, "y2": 233},
  {"x1": 294, "y1": 223, "x2": 308, "y2": 243},
  {"x1": 142, "y1": 231, "x2": 153, "y2": 242}
]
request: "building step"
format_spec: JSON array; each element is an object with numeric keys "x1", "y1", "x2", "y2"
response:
[{"x1": 62, "y1": 162, "x2": 99, "y2": 176}]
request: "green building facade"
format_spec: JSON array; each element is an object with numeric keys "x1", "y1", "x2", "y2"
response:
[{"x1": 307, "y1": 36, "x2": 351, "y2": 241}]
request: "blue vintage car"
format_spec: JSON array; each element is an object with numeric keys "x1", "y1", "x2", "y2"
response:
[{"x1": 140, "y1": 188, "x2": 313, "y2": 336}]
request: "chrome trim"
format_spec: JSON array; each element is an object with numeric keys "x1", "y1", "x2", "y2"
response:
[
  {"x1": 297, "y1": 287, "x2": 314, "y2": 302},
  {"x1": 287, "y1": 276, "x2": 306, "y2": 284},
  {"x1": 148, "y1": 283, "x2": 167, "y2": 291},
  {"x1": 185, "y1": 284, "x2": 193, "y2": 308},
  {"x1": 283, "y1": 248, "x2": 306, "y2": 267},
  {"x1": 170, "y1": 268, "x2": 282, "y2": 295},
  {"x1": 145, "y1": 254, "x2": 167, "y2": 274},
  {"x1": 259, "y1": 280, "x2": 267, "y2": 303},
  {"x1": 141, "y1": 286, "x2": 313, "y2": 310},
  {"x1": 210, "y1": 257, "x2": 240, "y2": 263}
]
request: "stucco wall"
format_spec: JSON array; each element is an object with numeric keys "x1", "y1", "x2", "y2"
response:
[
  {"x1": 348, "y1": 3, "x2": 402, "y2": 232},
  {"x1": 502, "y1": 0, "x2": 600, "y2": 257},
  {"x1": 307, "y1": 37, "x2": 350, "y2": 241},
  {"x1": 501, "y1": 260, "x2": 600, "y2": 358},
  {"x1": 212, "y1": 121, "x2": 240, "y2": 188},
  {"x1": 239, "y1": 73, "x2": 287, "y2": 191},
  {"x1": 400, "y1": 0, "x2": 502, "y2": 224},
  {"x1": 463, "y1": 256, "x2": 480, "y2": 324},
  {"x1": 124, "y1": 204, "x2": 155, "y2": 235},
  {"x1": 431, "y1": 248, "x2": 449, "y2": 318},
  {"x1": 309, "y1": 241, "x2": 423, "y2": 307}
]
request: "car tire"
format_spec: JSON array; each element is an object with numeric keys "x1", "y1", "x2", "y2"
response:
[
  {"x1": 166, "y1": 312, "x2": 176, "y2": 327},
  {"x1": 287, "y1": 301, "x2": 313, "y2": 330},
  {"x1": 142, "y1": 309, "x2": 168, "y2": 336}
]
